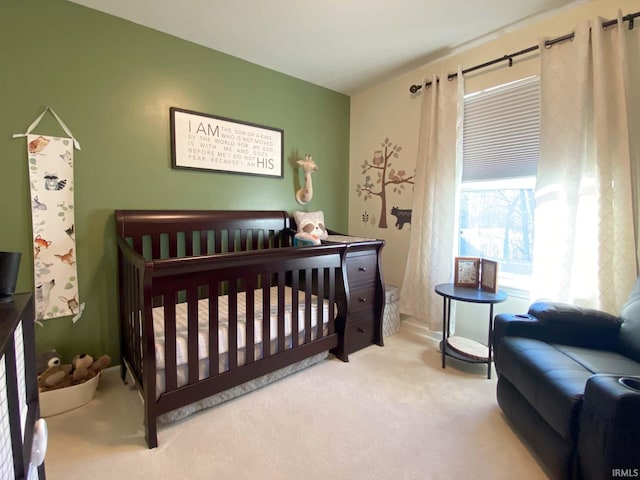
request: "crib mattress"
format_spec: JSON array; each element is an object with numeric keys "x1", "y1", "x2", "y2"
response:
[{"x1": 152, "y1": 286, "x2": 332, "y2": 396}]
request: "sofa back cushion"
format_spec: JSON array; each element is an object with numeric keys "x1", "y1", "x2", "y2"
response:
[
  {"x1": 618, "y1": 277, "x2": 640, "y2": 362},
  {"x1": 527, "y1": 302, "x2": 620, "y2": 350}
]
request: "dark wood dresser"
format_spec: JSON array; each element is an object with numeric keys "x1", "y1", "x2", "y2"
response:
[
  {"x1": 326, "y1": 237, "x2": 385, "y2": 360},
  {"x1": 0, "y1": 293, "x2": 46, "y2": 479}
]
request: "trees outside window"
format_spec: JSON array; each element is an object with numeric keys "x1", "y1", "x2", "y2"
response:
[{"x1": 459, "y1": 179, "x2": 535, "y2": 282}]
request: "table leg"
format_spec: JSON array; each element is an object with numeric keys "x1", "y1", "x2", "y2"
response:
[
  {"x1": 487, "y1": 303, "x2": 494, "y2": 379},
  {"x1": 446, "y1": 298, "x2": 452, "y2": 338},
  {"x1": 441, "y1": 296, "x2": 447, "y2": 369}
]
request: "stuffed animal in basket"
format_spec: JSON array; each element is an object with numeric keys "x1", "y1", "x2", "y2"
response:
[
  {"x1": 37, "y1": 352, "x2": 112, "y2": 392},
  {"x1": 38, "y1": 363, "x2": 73, "y2": 391},
  {"x1": 35, "y1": 349, "x2": 62, "y2": 375},
  {"x1": 70, "y1": 353, "x2": 111, "y2": 383}
]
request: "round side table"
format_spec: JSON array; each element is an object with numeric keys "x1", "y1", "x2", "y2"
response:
[{"x1": 434, "y1": 283, "x2": 507, "y2": 379}]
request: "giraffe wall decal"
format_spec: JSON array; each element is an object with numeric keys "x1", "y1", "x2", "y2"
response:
[{"x1": 295, "y1": 154, "x2": 318, "y2": 205}]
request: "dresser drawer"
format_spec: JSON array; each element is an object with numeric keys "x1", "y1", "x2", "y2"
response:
[
  {"x1": 345, "y1": 315, "x2": 376, "y2": 353},
  {"x1": 345, "y1": 253, "x2": 377, "y2": 285},
  {"x1": 349, "y1": 284, "x2": 376, "y2": 313}
]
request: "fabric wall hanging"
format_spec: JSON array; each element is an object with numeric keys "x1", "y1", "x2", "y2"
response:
[{"x1": 13, "y1": 107, "x2": 84, "y2": 323}]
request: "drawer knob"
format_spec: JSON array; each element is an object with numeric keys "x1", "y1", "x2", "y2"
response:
[
  {"x1": 358, "y1": 297, "x2": 367, "y2": 303},
  {"x1": 358, "y1": 267, "x2": 367, "y2": 272},
  {"x1": 357, "y1": 327, "x2": 365, "y2": 333}
]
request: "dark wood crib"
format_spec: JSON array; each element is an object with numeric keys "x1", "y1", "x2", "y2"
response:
[{"x1": 115, "y1": 210, "x2": 352, "y2": 448}]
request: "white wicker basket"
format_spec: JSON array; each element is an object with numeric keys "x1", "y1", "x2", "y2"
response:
[
  {"x1": 383, "y1": 285, "x2": 400, "y2": 337},
  {"x1": 39, "y1": 373, "x2": 100, "y2": 417}
]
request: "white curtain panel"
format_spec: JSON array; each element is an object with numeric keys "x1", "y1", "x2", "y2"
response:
[
  {"x1": 628, "y1": 17, "x2": 640, "y2": 269},
  {"x1": 400, "y1": 73, "x2": 463, "y2": 331},
  {"x1": 532, "y1": 13, "x2": 638, "y2": 313}
]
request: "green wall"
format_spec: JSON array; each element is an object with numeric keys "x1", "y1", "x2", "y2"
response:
[{"x1": 0, "y1": 0, "x2": 350, "y2": 362}]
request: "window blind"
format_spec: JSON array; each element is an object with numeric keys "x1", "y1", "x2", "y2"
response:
[{"x1": 463, "y1": 76, "x2": 540, "y2": 182}]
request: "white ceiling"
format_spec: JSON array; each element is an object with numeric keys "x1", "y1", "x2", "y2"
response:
[{"x1": 68, "y1": 0, "x2": 585, "y2": 95}]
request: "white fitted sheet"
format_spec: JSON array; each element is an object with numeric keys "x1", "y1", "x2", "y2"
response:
[{"x1": 152, "y1": 286, "x2": 332, "y2": 396}]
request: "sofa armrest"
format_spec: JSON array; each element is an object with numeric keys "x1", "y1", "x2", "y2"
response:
[
  {"x1": 525, "y1": 302, "x2": 622, "y2": 350},
  {"x1": 578, "y1": 375, "x2": 640, "y2": 478},
  {"x1": 493, "y1": 312, "x2": 545, "y2": 353}
]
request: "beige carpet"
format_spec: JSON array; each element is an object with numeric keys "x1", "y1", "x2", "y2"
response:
[{"x1": 42, "y1": 328, "x2": 549, "y2": 480}]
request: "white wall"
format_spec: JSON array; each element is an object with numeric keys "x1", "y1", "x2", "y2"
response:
[{"x1": 349, "y1": 0, "x2": 640, "y2": 342}]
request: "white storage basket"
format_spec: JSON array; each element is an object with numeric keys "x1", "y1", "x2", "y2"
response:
[
  {"x1": 383, "y1": 285, "x2": 400, "y2": 337},
  {"x1": 39, "y1": 373, "x2": 99, "y2": 417}
]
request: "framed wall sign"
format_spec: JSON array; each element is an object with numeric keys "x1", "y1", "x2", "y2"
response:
[
  {"x1": 454, "y1": 257, "x2": 480, "y2": 288},
  {"x1": 480, "y1": 259, "x2": 499, "y2": 293},
  {"x1": 170, "y1": 107, "x2": 284, "y2": 178}
]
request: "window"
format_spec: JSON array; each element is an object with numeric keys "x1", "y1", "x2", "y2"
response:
[{"x1": 458, "y1": 77, "x2": 540, "y2": 289}]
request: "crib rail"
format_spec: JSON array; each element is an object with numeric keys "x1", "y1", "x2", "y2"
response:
[{"x1": 115, "y1": 209, "x2": 292, "y2": 258}]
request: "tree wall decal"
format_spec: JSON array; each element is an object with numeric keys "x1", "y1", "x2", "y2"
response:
[{"x1": 355, "y1": 137, "x2": 414, "y2": 228}]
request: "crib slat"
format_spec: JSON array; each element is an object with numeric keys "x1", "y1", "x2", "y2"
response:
[
  {"x1": 328, "y1": 267, "x2": 335, "y2": 335},
  {"x1": 187, "y1": 287, "x2": 199, "y2": 384},
  {"x1": 277, "y1": 272, "x2": 286, "y2": 352},
  {"x1": 185, "y1": 231, "x2": 193, "y2": 256},
  {"x1": 227, "y1": 230, "x2": 235, "y2": 253},
  {"x1": 164, "y1": 299, "x2": 178, "y2": 392},
  {"x1": 208, "y1": 283, "x2": 219, "y2": 377},
  {"x1": 200, "y1": 231, "x2": 208, "y2": 255},
  {"x1": 169, "y1": 233, "x2": 178, "y2": 258},
  {"x1": 124, "y1": 264, "x2": 132, "y2": 364},
  {"x1": 262, "y1": 281, "x2": 270, "y2": 357},
  {"x1": 151, "y1": 235, "x2": 161, "y2": 259},
  {"x1": 316, "y1": 269, "x2": 324, "y2": 340},
  {"x1": 304, "y1": 269, "x2": 312, "y2": 344},
  {"x1": 134, "y1": 269, "x2": 142, "y2": 378},
  {"x1": 245, "y1": 278, "x2": 256, "y2": 364},
  {"x1": 228, "y1": 281, "x2": 238, "y2": 369},
  {"x1": 240, "y1": 230, "x2": 247, "y2": 252},
  {"x1": 291, "y1": 272, "x2": 299, "y2": 348},
  {"x1": 214, "y1": 231, "x2": 222, "y2": 254},
  {"x1": 135, "y1": 269, "x2": 142, "y2": 378},
  {"x1": 126, "y1": 265, "x2": 136, "y2": 376},
  {"x1": 132, "y1": 237, "x2": 143, "y2": 255}
]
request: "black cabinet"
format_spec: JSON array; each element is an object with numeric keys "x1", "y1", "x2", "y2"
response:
[{"x1": 0, "y1": 294, "x2": 46, "y2": 479}]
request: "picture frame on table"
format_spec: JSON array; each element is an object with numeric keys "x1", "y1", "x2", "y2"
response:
[
  {"x1": 480, "y1": 258, "x2": 499, "y2": 293},
  {"x1": 454, "y1": 257, "x2": 480, "y2": 288}
]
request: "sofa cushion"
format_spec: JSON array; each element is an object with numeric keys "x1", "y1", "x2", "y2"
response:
[
  {"x1": 497, "y1": 337, "x2": 592, "y2": 442},
  {"x1": 618, "y1": 278, "x2": 640, "y2": 363},
  {"x1": 552, "y1": 344, "x2": 640, "y2": 376}
]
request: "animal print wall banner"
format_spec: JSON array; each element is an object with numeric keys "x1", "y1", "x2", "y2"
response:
[{"x1": 13, "y1": 107, "x2": 84, "y2": 323}]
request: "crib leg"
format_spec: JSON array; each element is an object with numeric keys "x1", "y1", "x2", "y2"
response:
[
  {"x1": 331, "y1": 345, "x2": 349, "y2": 362},
  {"x1": 145, "y1": 414, "x2": 158, "y2": 449},
  {"x1": 120, "y1": 362, "x2": 127, "y2": 384}
]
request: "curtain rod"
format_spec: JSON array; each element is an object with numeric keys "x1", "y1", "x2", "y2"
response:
[{"x1": 408, "y1": 11, "x2": 639, "y2": 94}]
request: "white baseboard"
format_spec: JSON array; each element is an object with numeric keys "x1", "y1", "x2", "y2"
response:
[{"x1": 401, "y1": 315, "x2": 442, "y2": 341}]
